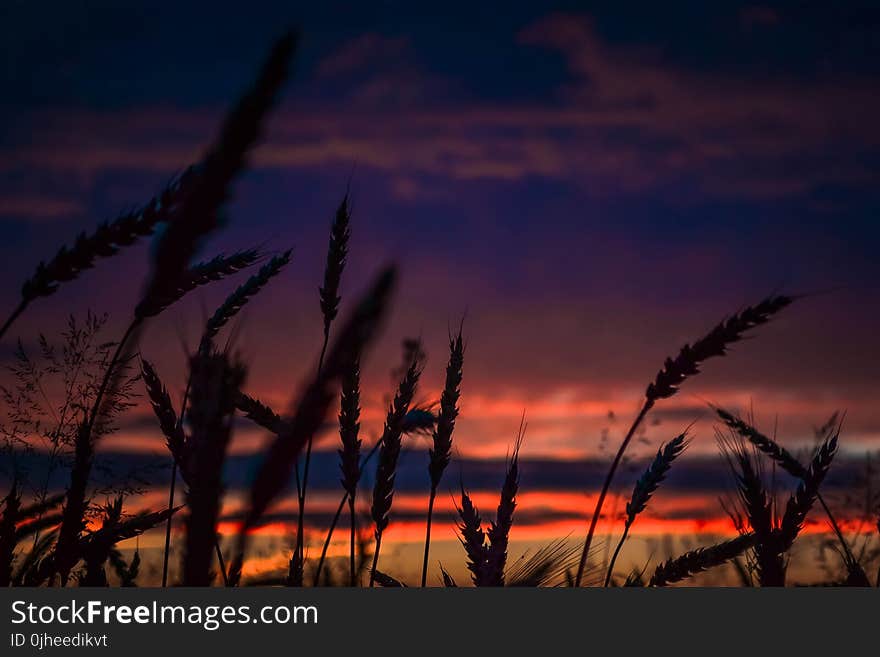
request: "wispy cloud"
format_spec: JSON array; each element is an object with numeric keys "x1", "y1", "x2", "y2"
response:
[
  {"x1": 0, "y1": 195, "x2": 83, "y2": 221},
  {"x1": 3, "y1": 14, "x2": 878, "y2": 210}
]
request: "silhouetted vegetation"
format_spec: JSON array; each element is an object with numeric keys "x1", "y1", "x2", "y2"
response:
[{"x1": 0, "y1": 30, "x2": 877, "y2": 589}]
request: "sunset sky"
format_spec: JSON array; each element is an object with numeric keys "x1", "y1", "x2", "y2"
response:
[{"x1": 1, "y1": 2, "x2": 879, "y2": 581}]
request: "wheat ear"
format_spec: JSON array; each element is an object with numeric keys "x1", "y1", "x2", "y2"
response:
[
  {"x1": 369, "y1": 351, "x2": 423, "y2": 586},
  {"x1": 574, "y1": 295, "x2": 792, "y2": 585},
  {"x1": 604, "y1": 431, "x2": 688, "y2": 586},
  {"x1": 421, "y1": 325, "x2": 464, "y2": 586}
]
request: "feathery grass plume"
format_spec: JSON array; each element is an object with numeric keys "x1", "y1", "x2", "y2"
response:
[
  {"x1": 457, "y1": 484, "x2": 488, "y2": 586},
  {"x1": 369, "y1": 350, "x2": 424, "y2": 586},
  {"x1": 181, "y1": 350, "x2": 245, "y2": 586},
  {"x1": 421, "y1": 326, "x2": 464, "y2": 586},
  {"x1": 55, "y1": 252, "x2": 255, "y2": 585},
  {"x1": 507, "y1": 539, "x2": 580, "y2": 587},
  {"x1": 54, "y1": 421, "x2": 98, "y2": 584},
  {"x1": 52, "y1": 317, "x2": 139, "y2": 586},
  {"x1": 0, "y1": 481, "x2": 20, "y2": 587},
  {"x1": 1, "y1": 170, "x2": 193, "y2": 340},
  {"x1": 199, "y1": 249, "x2": 292, "y2": 353},
  {"x1": 779, "y1": 431, "x2": 838, "y2": 549},
  {"x1": 372, "y1": 569, "x2": 406, "y2": 587},
  {"x1": 235, "y1": 391, "x2": 289, "y2": 434},
  {"x1": 440, "y1": 564, "x2": 458, "y2": 587},
  {"x1": 63, "y1": 252, "x2": 259, "y2": 580},
  {"x1": 241, "y1": 266, "x2": 396, "y2": 536},
  {"x1": 9, "y1": 32, "x2": 295, "y2": 586},
  {"x1": 143, "y1": 32, "x2": 296, "y2": 308},
  {"x1": 649, "y1": 533, "x2": 757, "y2": 586},
  {"x1": 604, "y1": 431, "x2": 689, "y2": 586},
  {"x1": 713, "y1": 405, "x2": 865, "y2": 580},
  {"x1": 485, "y1": 427, "x2": 523, "y2": 587},
  {"x1": 298, "y1": 195, "x2": 352, "y2": 576},
  {"x1": 720, "y1": 434, "x2": 784, "y2": 586},
  {"x1": 136, "y1": 250, "x2": 261, "y2": 319},
  {"x1": 575, "y1": 295, "x2": 792, "y2": 586}
]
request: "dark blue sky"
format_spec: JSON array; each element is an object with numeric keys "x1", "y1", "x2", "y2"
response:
[{"x1": 4, "y1": 1, "x2": 880, "y2": 107}]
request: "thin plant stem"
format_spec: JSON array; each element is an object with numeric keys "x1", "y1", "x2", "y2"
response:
[
  {"x1": 56, "y1": 317, "x2": 140, "y2": 586},
  {"x1": 0, "y1": 299, "x2": 27, "y2": 341},
  {"x1": 604, "y1": 523, "x2": 631, "y2": 587},
  {"x1": 817, "y1": 493, "x2": 855, "y2": 562},
  {"x1": 312, "y1": 493, "x2": 346, "y2": 586},
  {"x1": 295, "y1": 334, "x2": 329, "y2": 579},
  {"x1": 369, "y1": 533, "x2": 382, "y2": 587},
  {"x1": 161, "y1": 462, "x2": 178, "y2": 587},
  {"x1": 420, "y1": 488, "x2": 437, "y2": 587},
  {"x1": 85, "y1": 318, "x2": 141, "y2": 436},
  {"x1": 575, "y1": 401, "x2": 652, "y2": 586},
  {"x1": 162, "y1": 379, "x2": 191, "y2": 588},
  {"x1": 312, "y1": 438, "x2": 382, "y2": 584},
  {"x1": 348, "y1": 495, "x2": 357, "y2": 586},
  {"x1": 215, "y1": 539, "x2": 228, "y2": 586}
]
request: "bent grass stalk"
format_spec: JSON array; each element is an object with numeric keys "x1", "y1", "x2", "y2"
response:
[{"x1": 574, "y1": 295, "x2": 792, "y2": 586}]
